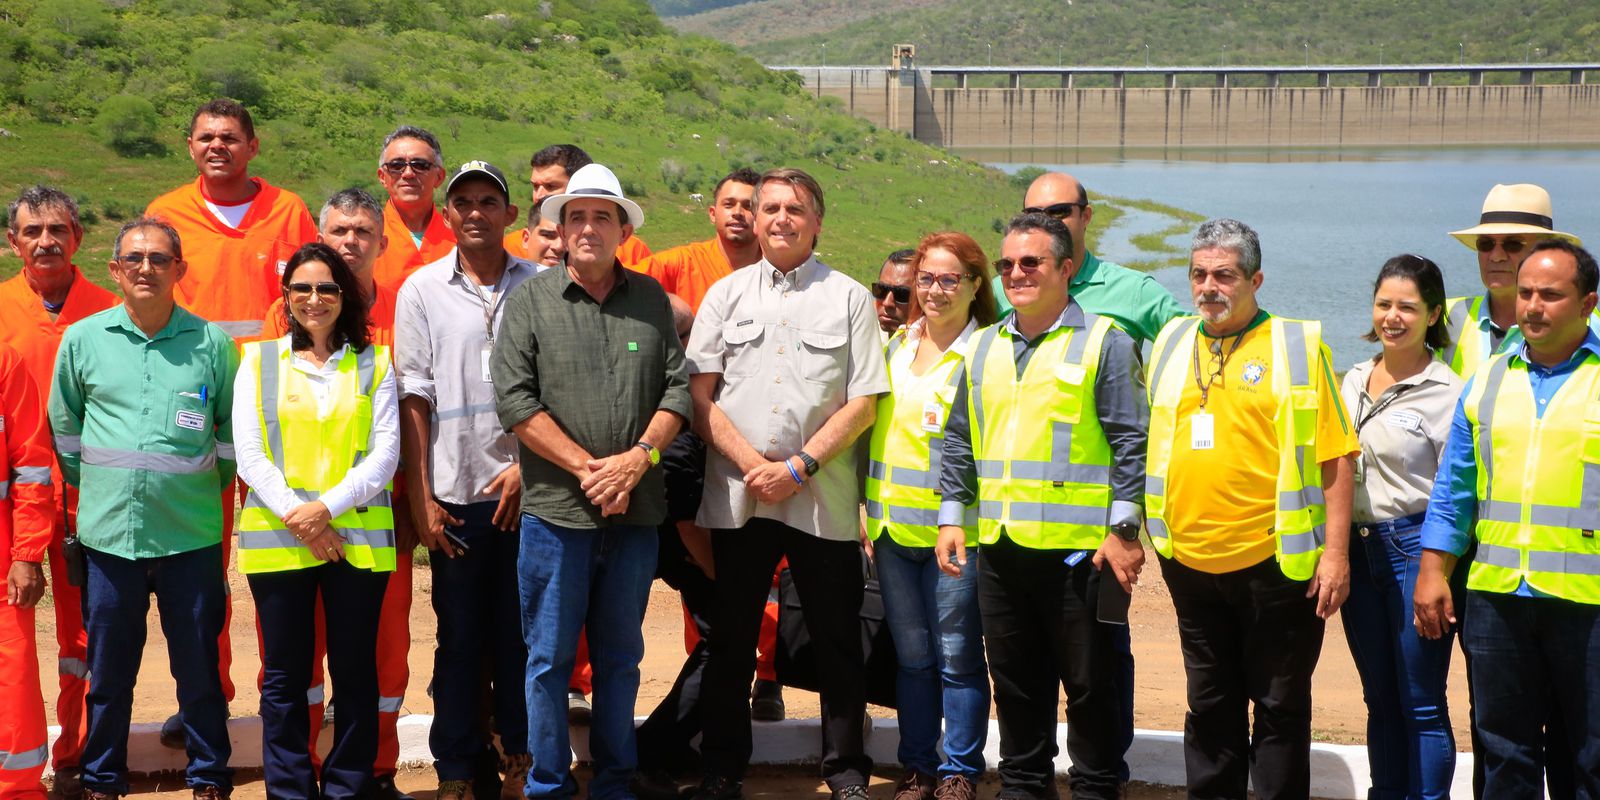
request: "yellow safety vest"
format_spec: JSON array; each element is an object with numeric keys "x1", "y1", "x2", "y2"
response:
[
  {"x1": 1462, "y1": 350, "x2": 1600, "y2": 604},
  {"x1": 1144, "y1": 316, "x2": 1326, "y2": 580},
  {"x1": 1441, "y1": 295, "x2": 1517, "y2": 380},
  {"x1": 237, "y1": 338, "x2": 397, "y2": 574},
  {"x1": 864, "y1": 330, "x2": 972, "y2": 547},
  {"x1": 966, "y1": 314, "x2": 1115, "y2": 549}
]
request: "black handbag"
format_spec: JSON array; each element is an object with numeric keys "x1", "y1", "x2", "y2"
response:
[{"x1": 773, "y1": 550, "x2": 899, "y2": 709}]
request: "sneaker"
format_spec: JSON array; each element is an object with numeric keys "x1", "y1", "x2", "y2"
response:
[
  {"x1": 371, "y1": 773, "x2": 415, "y2": 800},
  {"x1": 51, "y1": 766, "x2": 83, "y2": 800},
  {"x1": 933, "y1": 776, "x2": 977, "y2": 800},
  {"x1": 191, "y1": 786, "x2": 230, "y2": 800},
  {"x1": 437, "y1": 779, "x2": 474, "y2": 800},
  {"x1": 749, "y1": 679, "x2": 785, "y2": 722},
  {"x1": 567, "y1": 691, "x2": 593, "y2": 726},
  {"x1": 499, "y1": 753, "x2": 531, "y2": 800},
  {"x1": 831, "y1": 786, "x2": 870, "y2": 800},
  {"x1": 629, "y1": 769, "x2": 683, "y2": 800},
  {"x1": 686, "y1": 774, "x2": 743, "y2": 800},
  {"x1": 159, "y1": 713, "x2": 186, "y2": 750},
  {"x1": 894, "y1": 772, "x2": 936, "y2": 800}
]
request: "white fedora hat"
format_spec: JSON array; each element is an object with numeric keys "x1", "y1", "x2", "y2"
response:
[
  {"x1": 539, "y1": 163, "x2": 645, "y2": 230},
  {"x1": 1450, "y1": 183, "x2": 1581, "y2": 249}
]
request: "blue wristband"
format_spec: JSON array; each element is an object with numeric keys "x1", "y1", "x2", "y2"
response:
[{"x1": 784, "y1": 459, "x2": 804, "y2": 485}]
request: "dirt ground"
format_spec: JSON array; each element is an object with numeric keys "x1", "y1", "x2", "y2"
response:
[{"x1": 36, "y1": 545, "x2": 1473, "y2": 796}]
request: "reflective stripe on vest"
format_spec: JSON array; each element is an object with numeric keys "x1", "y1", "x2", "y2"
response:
[
  {"x1": 238, "y1": 339, "x2": 395, "y2": 574},
  {"x1": 1464, "y1": 349, "x2": 1600, "y2": 603},
  {"x1": 1144, "y1": 316, "x2": 1327, "y2": 580},
  {"x1": 864, "y1": 329, "x2": 972, "y2": 546},
  {"x1": 0, "y1": 745, "x2": 47, "y2": 771},
  {"x1": 967, "y1": 314, "x2": 1115, "y2": 549}
]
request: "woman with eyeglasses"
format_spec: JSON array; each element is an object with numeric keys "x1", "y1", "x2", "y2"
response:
[
  {"x1": 1339, "y1": 254, "x2": 1463, "y2": 800},
  {"x1": 233, "y1": 242, "x2": 400, "y2": 800},
  {"x1": 864, "y1": 231, "x2": 998, "y2": 800}
]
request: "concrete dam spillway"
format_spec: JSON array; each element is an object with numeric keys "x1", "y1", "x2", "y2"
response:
[{"x1": 782, "y1": 65, "x2": 1600, "y2": 154}]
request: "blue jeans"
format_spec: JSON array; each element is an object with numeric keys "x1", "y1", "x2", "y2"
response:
[
  {"x1": 873, "y1": 536, "x2": 989, "y2": 779},
  {"x1": 518, "y1": 515, "x2": 657, "y2": 799},
  {"x1": 429, "y1": 501, "x2": 528, "y2": 781},
  {"x1": 1464, "y1": 589, "x2": 1600, "y2": 799},
  {"x1": 1339, "y1": 517, "x2": 1457, "y2": 800},
  {"x1": 81, "y1": 544, "x2": 231, "y2": 795}
]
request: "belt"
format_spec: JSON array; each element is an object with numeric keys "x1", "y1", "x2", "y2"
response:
[{"x1": 1356, "y1": 510, "x2": 1428, "y2": 539}]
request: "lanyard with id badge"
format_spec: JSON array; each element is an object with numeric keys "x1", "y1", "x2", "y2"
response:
[
  {"x1": 1189, "y1": 330, "x2": 1246, "y2": 450},
  {"x1": 463, "y1": 258, "x2": 505, "y2": 384}
]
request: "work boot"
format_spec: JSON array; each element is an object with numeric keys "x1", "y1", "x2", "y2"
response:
[
  {"x1": 933, "y1": 775, "x2": 977, "y2": 800},
  {"x1": 893, "y1": 771, "x2": 936, "y2": 800},
  {"x1": 50, "y1": 766, "x2": 83, "y2": 800},
  {"x1": 629, "y1": 769, "x2": 683, "y2": 800},
  {"x1": 750, "y1": 679, "x2": 785, "y2": 722},
  {"x1": 686, "y1": 774, "x2": 743, "y2": 800},
  {"x1": 191, "y1": 785, "x2": 230, "y2": 800},
  {"x1": 499, "y1": 753, "x2": 531, "y2": 800},
  {"x1": 436, "y1": 780, "x2": 474, "y2": 800},
  {"x1": 831, "y1": 786, "x2": 869, "y2": 800},
  {"x1": 567, "y1": 690, "x2": 592, "y2": 725}
]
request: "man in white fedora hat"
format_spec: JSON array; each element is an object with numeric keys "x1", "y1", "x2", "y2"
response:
[
  {"x1": 1443, "y1": 183, "x2": 1584, "y2": 378},
  {"x1": 493, "y1": 162, "x2": 691, "y2": 800}
]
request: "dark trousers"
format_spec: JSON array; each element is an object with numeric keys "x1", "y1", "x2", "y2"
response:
[
  {"x1": 80, "y1": 544, "x2": 232, "y2": 795},
  {"x1": 979, "y1": 535, "x2": 1123, "y2": 800},
  {"x1": 1159, "y1": 555, "x2": 1325, "y2": 800},
  {"x1": 700, "y1": 518, "x2": 869, "y2": 790},
  {"x1": 1463, "y1": 589, "x2": 1600, "y2": 799},
  {"x1": 429, "y1": 501, "x2": 528, "y2": 781},
  {"x1": 248, "y1": 560, "x2": 389, "y2": 800},
  {"x1": 636, "y1": 524, "x2": 716, "y2": 774}
]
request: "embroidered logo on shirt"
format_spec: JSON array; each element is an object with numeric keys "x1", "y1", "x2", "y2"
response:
[
  {"x1": 175, "y1": 410, "x2": 206, "y2": 431},
  {"x1": 1240, "y1": 359, "x2": 1267, "y2": 386}
]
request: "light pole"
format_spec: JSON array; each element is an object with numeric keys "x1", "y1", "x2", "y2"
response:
[
  {"x1": 1222, "y1": 44, "x2": 1227, "y2": 66},
  {"x1": 821, "y1": 43, "x2": 826, "y2": 67},
  {"x1": 987, "y1": 43, "x2": 992, "y2": 67},
  {"x1": 1378, "y1": 44, "x2": 1384, "y2": 66},
  {"x1": 1145, "y1": 43, "x2": 1150, "y2": 67},
  {"x1": 1459, "y1": 42, "x2": 1464, "y2": 65},
  {"x1": 1304, "y1": 41, "x2": 1310, "y2": 66}
]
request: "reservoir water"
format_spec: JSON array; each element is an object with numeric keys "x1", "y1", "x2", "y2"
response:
[{"x1": 985, "y1": 148, "x2": 1600, "y2": 370}]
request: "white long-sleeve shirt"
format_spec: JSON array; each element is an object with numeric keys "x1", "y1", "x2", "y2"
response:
[{"x1": 233, "y1": 343, "x2": 401, "y2": 521}]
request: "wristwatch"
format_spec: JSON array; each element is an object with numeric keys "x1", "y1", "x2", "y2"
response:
[
  {"x1": 634, "y1": 441, "x2": 660, "y2": 467},
  {"x1": 797, "y1": 450, "x2": 820, "y2": 476},
  {"x1": 1110, "y1": 522, "x2": 1141, "y2": 543}
]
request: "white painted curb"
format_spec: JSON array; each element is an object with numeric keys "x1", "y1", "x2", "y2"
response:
[{"x1": 49, "y1": 715, "x2": 1475, "y2": 799}]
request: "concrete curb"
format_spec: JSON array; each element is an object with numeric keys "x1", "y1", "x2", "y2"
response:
[{"x1": 51, "y1": 715, "x2": 1475, "y2": 798}]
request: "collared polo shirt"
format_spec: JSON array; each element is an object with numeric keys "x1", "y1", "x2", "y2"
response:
[
  {"x1": 393, "y1": 250, "x2": 541, "y2": 505},
  {"x1": 492, "y1": 265, "x2": 692, "y2": 529},
  {"x1": 49, "y1": 305, "x2": 239, "y2": 558},
  {"x1": 1341, "y1": 356, "x2": 1462, "y2": 524},
  {"x1": 686, "y1": 255, "x2": 890, "y2": 540},
  {"x1": 992, "y1": 251, "x2": 1184, "y2": 345}
]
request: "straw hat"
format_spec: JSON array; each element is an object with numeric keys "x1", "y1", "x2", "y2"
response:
[
  {"x1": 539, "y1": 163, "x2": 644, "y2": 230},
  {"x1": 1450, "y1": 183, "x2": 1581, "y2": 249}
]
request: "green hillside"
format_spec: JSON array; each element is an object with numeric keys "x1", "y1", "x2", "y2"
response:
[
  {"x1": 0, "y1": 0, "x2": 1036, "y2": 288},
  {"x1": 666, "y1": 0, "x2": 1600, "y2": 68}
]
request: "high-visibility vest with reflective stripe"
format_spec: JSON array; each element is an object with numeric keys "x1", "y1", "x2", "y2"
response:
[
  {"x1": 967, "y1": 314, "x2": 1114, "y2": 549},
  {"x1": 864, "y1": 331, "x2": 971, "y2": 547},
  {"x1": 1144, "y1": 316, "x2": 1327, "y2": 580},
  {"x1": 1463, "y1": 351, "x2": 1600, "y2": 604},
  {"x1": 237, "y1": 339, "x2": 396, "y2": 574},
  {"x1": 1441, "y1": 295, "x2": 1516, "y2": 380}
]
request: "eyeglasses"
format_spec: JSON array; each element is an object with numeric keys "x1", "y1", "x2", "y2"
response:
[
  {"x1": 381, "y1": 158, "x2": 438, "y2": 175},
  {"x1": 1476, "y1": 235, "x2": 1530, "y2": 255},
  {"x1": 1022, "y1": 202, "x2": 1084, "y2": 219},
  {"x1": 871, "y1": 282, "x2": 912, "y2": 303},
  {"x1": 915, "y1": 272, "x2": 969, "y2": 293},
  {"x1": 115, "y1": 252, "x2": 176, "y2": 270},
  {"x1": 287, "y1": 282, "x2": 343, "y2": 301},
  {"x1": 993, "y1": 256, "x2": 1050, "y2": 275}
]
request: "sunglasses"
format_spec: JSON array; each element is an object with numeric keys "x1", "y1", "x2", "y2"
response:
[
  {"x1": 871, "y1": 282, "x2": 912, "y2": 303},
  {"x1": 1022, "y1": 202, "x2": 1084, "y2": 219},
  {"x1": 115, "y1": 252, "x2": 177, "y2": 270},
  {"x1": 993, "y1": 256, "x2": 1050, "y2": 275},
  {"x1": 287, "y1": 282, "x2": 343, "y2": 301},
  {"x1": 1476, "y1": 235, "x2": 1530, "y2": 255},
  {"x1": 381, "y1": 158, "x2": 438, "y2": 175},
  {"x1": 915, "y1": 272, "x2": 970, "y2": 293}
]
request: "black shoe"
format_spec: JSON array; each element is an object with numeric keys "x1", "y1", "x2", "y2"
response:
[
  {"x1": 831, "y1": 786, "x2": 870, "y2": 800},
  {"x1": 687, "y1": 774, "x2": 743, "y2": 800},
  {"x1": 629, "y1": 769, "x2": 682, "y2": 800},
  {"x1": 50, "y1": 766, "x2": 83, "y2": 800},
  {"x1": 159, "y1": 713, "x2": 186, "y2": 750},
  {"x1": 371, "y1": 774, "x2": 415, "y2": 800},
  {"x1": 471, "y1": 744, "x2": 504, "y2": 799},
  {"x1": 750, "y1": 679, "x2": 785, "y2": 722}
]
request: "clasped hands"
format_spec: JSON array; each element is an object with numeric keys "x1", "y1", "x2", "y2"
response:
[
  {"x1": 580, "y1": 446, "x2": 652, "y2": 517},
  {"x1": 744, "y1": 456, "x2": 805, "y2": 504},
  {"x1": 283, "y1": 500, "x2": 344, "y2": 562}
]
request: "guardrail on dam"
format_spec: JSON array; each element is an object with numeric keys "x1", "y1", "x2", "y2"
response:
[{"x1": 774, "y1": 64, "x2": 1600, "y2": 152}]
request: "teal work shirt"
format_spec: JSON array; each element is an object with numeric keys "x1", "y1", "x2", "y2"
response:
[
  {"x1": 992, "y1": 251, "x2": 1184, "y2": 346},
  {"x1": 49, "y1": 305, "x2": 239, "y2": 559}
]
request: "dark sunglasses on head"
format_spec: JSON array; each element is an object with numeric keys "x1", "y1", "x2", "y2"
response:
[
  {"x1": 871, "y1": 282, "x2": 912, "y2": 303},
  {"x1": 115, "y1": 252, "x2": 176, "y2": 269},
  {"x1": 381, "y1": 158, "x2": 438, "y2": 175},
  {"x1": 993, "y1": 255, "x2": 1050, "y2": 275},
  {"x1": 287, "y1": 281, "x2": 343, "y2": 301},
  {"x1": 1023, "y1": 202, "x2": 1083, "y2": 219},
  {"x1": 1476, "y1": 235, "x2": 1529, "y2": 255}
]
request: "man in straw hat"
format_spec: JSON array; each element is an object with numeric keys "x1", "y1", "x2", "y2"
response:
[{"x1": 1443, "y1": 183, "x2": 1585, "y2": 379}]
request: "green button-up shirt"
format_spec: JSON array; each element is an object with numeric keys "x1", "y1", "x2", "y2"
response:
[
  {"x1": 993, "y1": 251, "x2": 1184, "y2": 346},
  {"x1": 49, "y1": 305, "x2": 239, "y2": 559}
]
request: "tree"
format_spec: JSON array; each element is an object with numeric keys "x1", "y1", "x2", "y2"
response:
[{"x1": 95, "y1": 94, "x2": 165, "y2": 156}]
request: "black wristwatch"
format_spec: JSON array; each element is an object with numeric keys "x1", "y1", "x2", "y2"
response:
[
  {"x1": 1110, "y1": 522, "x2": 1141, "y2": 543},
  {"x1": 797, "y1": 450, "x2": 820, "y2": 476}
]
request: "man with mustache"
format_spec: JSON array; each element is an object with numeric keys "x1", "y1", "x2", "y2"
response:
[
  {"x1": 0, "y1": 186, "x2": 119, "y2": 798},
  {"x1": 1143, "y1": 218, "x2": 1357, "y2": 800},
  {"x1": 372, "y1": 126, "x2": 456, "y2": 295}
]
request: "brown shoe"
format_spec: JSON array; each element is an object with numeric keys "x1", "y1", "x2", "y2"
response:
[
  {"x1": 82, "y1": 792, "x2": 120, "y2": 800},
  {"x1": 499, "y1": 753, "x2": 531, "y2": 800},
  {"x1": 437, "y1": 779, "x2": 475, "y2": 800},
  {"x1": 191, "y1": 786, "x2": 230, "y2": 800},
  {"x1": 933, "y1": 775, "x2": 976, "y2": 800},
  {"x1": 893, "y1": 771, "x2": 936, "y2": 800}
]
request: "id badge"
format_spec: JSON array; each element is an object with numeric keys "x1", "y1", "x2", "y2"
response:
[
  {"x1": 1190, "y1": 412, "x2": 1215, "y2": 450},
  {"x1": 1353, "y1": 452, "x2": 1366, "y2": 485},
  {"x1": 921, "y1": 400, "x2": 944, "y2": 433},
  {"x1": 481, "y1": 346, "x2": 494, "y2": 384}
]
